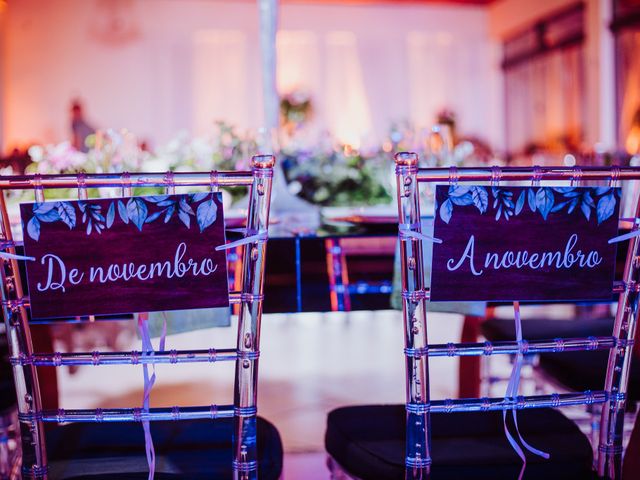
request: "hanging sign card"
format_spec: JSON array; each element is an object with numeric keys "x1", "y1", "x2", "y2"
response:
[
  {"x1": 20, "y1": 193, "x2": 229, "y2": 319},
  {"x1": 431, "y1": 185, "x2": 620, "y2": 302}
]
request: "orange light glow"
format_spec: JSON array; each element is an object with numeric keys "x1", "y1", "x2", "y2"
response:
[{"x1": 627, "y1": 126, "x2": 640, "y2": 155}]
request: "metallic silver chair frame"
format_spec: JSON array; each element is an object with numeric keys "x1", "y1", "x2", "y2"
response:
[
  {"x1": 0, "y1": 155, "x2": 275, "y2": 479},
  {"x1": 394, "y1": 152, "x2": 640, "y2": 480}
]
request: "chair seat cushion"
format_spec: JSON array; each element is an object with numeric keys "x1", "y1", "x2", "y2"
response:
[
  {"x1": 46, "y1": 417, "x2": 282, "y2": 480},
  {"x1": 538, "y1": 350, "x2": 640, "y2": 402},
  {"x1": 325, "y1": 405, "x2": 595, "y2": 480}
]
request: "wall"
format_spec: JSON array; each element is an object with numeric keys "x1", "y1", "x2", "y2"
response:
[
  {"x1": 0, "y1": 0, "x2": 6, "y2": 153},
  {"x1": 1, "y1": 0, "x2": 502, "y2": 152},
  {"x1": 489, "y1": 0, "x2": 617, "y2": 150}
]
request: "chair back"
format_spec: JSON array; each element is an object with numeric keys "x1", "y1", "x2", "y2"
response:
[
  {"x1": 0, "y1": 155, "x2": 275, "y2": 479},
  {"x1": 394, "y1": 152, "x2": 640, "y2": 479}
]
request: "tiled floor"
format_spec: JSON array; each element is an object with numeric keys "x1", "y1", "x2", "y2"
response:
[{"x1": 57, "y1": 310, "x2": 466, "y2": 478}]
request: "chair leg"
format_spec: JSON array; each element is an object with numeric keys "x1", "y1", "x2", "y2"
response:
[
  {"x1": 325, "y1": 239, "x2": 351, "y2": 312},
  {"x1": 458, "y1": 315, "x2": 482, "y2": 398}
]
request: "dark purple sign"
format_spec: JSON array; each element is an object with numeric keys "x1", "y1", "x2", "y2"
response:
[
  {"x1": 431, "y1": 185, "x2": 620, "y2": 302},
  {"x1": 20, "y1": 193, "x2": 229, "y2": 319}
]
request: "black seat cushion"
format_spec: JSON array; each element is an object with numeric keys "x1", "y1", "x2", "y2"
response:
[
  {"x1": 481, "y1": 316, "x2": 614, "y2": 343},
  {"x1": 538, "y1": 350, "x2": 640, "y2": 402},
  {"x1": 326, "y1": 405, "x2": 595, "y2": 480},
  {"x1": 45, "y1": 417, "x2": 282, "y2": 480}
]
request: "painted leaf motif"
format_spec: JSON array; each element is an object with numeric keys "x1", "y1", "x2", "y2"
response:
[
  {"x1": 179, "y1": 199, "x2": 195, "y2": 216},
  {"x1": 145, "y1": 210, "x2": 164, "y2": 223},
  {"x1": 567, "y1": 198, "x2": 579, "y2": 214},
  {"x1": 527, "y1": 189, "x2": 536, "y2": 212},
  {"x1": 27, "y1": 217, "x2": 40, "y2": 241},
  {"x1": 562, "y1": 190, "x2": 582, "y2": 198},
  {"x1": 157, "y1": 200, "x2": 175, "y2": 207},
  {"x1": 196, "y1": 198, "x2": 218, "y2": 232},
  {"x1": 33, "y1": 202, "x2": 56, "y2": 214},
  {"x1": 164, "y1": 205, "x2": 175, "y2": 223},
  {"x1": 582, "y1": 191, "x2": 595, "y2": 208},
  {"x1": 596, "y1": 193, "x2": 616, "y2": 224},
  {"x1": 57, "y1": 202, "x2": 76, "y2": 229},
  {"x1": 106, "y1": 203, "x2": 115, "y2": 228},
  {"x1": 504, "y1": 197, "x2": 515, "y2": 209},
  {"x1": 117, "y1": 200, "x2": 129, "y2": 224},
  {"x1": 515, "y1": 190, "x2": 525, "y2": 215},
  {"x1": 147, "y1": 195, "x2": 169, "y2": 203},
  {"x1": 553, "y1": 187, "x2": 574, "y2": 194},
  {"x1": 439, "y1": 198, "x2": 453, "y2": 224},
  {"x1": 470, "y1": 186, "x2": 488, "y2": 213},
  {"x1": 581, "y1": 202, "x2": 591, "y2": 221},
  {"x1": 535, "y1": 187, "x2": 554, "y2": 220},
  {"x1": 448, "y1": 185, "x2": 471, "y2": 197},
  {"x1": 450, "y1": 193, "x2": 474, "y2": 206},
  {"x1": 551, "y1": 201, "x2": 569, "y2": 213},
  {"x1": 178, "y1": 209, "x2": 191, "y2": 229},
  {"x1": 191, "y1": 192, "x2": 209, "y2": 203},
  {"x1": 86, "y1": 220, "x2": 92, "y2": 235},
  {"x1": 127, "y1": 198, "x2": 148, "y2": 231},
  {"x1": 36, "y1": 208, "x2": 60, "y2": 223},
  {"x1": 594, "y1": 187, "x2": 611, "y2": 196}
]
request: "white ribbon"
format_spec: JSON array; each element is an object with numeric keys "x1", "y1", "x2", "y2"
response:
[
  {"x1": 0, "y1": 251, "x2": 35, "y2": 261},
  {"x1": 609, "y1": 229, "x2": 640, "y2": 244},
  {"x1": 609, "y1": 218, "x2": 640, "y2": 244},
  {"x1": 398, "y1": 224, "x2": 442, "y2": 244},
  {"x1": 504, "y1": 302, "x2": 549, "y2": 480},
  {"x1": 215, "y1": 228, "x2": 268, "y2": 251}
]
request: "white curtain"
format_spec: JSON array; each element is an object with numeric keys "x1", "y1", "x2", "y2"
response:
[
  {"x1": 505, "y1": 46, "x2": 584, "y2": 157},
  {"x1": 192, "y1": 30, "x2": 249, "y2": 135},
  {"x1": 617, "y1": 29, "x2": 640, "y2": 153},
  {"x1": 324, "y1": 31, "x2": 372, "y2": 148}
]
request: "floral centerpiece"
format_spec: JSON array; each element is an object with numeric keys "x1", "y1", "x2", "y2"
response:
[{"x1": 281, "y1": 145, "x2": 393, "y2": 206}]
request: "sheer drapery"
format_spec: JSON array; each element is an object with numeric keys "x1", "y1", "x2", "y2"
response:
[
  {"x1": 502, "y1": 5, "x2": 585, "y2": 162},
  {"x1": 505, "y1": 46, "x2": 584, "y2": 158},
  {"x1": 616, "y1": 28, "x2": 640, "y2": 154}
]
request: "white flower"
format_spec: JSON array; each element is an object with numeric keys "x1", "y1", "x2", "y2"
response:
[{"x1": 28, "y1": 145, "x2": 44, "y2": 162}]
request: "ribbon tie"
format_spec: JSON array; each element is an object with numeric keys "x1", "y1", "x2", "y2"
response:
[
  {"x1": 216, "y1": 227, "x2": 268, "y2": 251},
  {"x1": 0, "y1": 251, "x2": 35, "y2": 261},
  {"x1": 609, "y1": 228, "x2": 640, "y2": 244},
  {"x1": 138, "y1": 313, "x2": 167, "y2": 480},
  {"x1": 398, "y1": 224, "x2": 442, "y2": 244},
  {"x1": 504, "y1": 302, "x2": 549, "y2": 480}
]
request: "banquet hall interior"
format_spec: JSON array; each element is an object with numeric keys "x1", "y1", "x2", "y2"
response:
[{"x1": 1, "y1": 0, "x2": 640, "y2": 479}]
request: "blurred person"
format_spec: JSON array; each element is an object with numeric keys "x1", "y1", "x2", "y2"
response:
[{"x1": 70, "y1": 100, "x2": 95, "y2": 153}]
